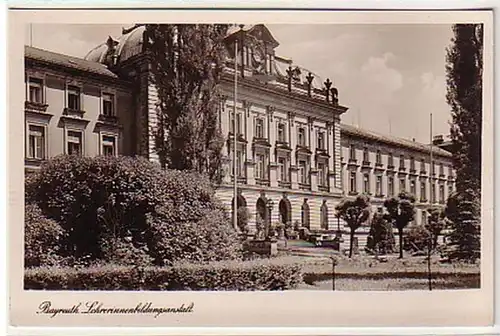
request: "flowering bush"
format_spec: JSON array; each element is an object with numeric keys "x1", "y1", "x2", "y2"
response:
[{"x1": 24, "y1": 203, "x2": 65, "y2": 268}]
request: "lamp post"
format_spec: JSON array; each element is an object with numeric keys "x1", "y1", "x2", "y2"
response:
[{"x1": 232, "y1": 24, "x2": 244, "y2": 231}]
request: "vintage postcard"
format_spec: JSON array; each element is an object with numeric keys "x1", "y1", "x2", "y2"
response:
[{"x1": 7, "y1": 7, "x2": 494, "y2": 332}]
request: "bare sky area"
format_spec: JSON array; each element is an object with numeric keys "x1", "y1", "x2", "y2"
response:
[{"x1": 25, "y1": 23, "x2": 454, "y2": 144}]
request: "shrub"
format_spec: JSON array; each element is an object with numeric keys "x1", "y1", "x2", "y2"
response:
[
  {"x1": 146, "y1": 207, "x2": 242, "y2": 265},
  {"x1": 236, "y1": 206, "x2": 251, "y2": 235},
  {"x1": 24, "y1": 258, "x2": 303, "y2": 291},
  {"x1": 24, "y1": 203, "x2": 65, "y2": 268},
  {"x1": 25, "y1": 155, "x2": 240, "y2": 266},
  {"x1": 404, "y1": 224, "x2": 431, "y2": 252},
  {"x1": 366, "y1": 213, "x2": 395, "y2": 254}
]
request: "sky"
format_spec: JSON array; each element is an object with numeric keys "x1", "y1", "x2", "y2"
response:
[{"x1": 25, "y1": 23, "x2": 454, "y2": 144}]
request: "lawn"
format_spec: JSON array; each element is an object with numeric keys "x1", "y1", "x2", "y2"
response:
[{"x1": 279, "y1": 241, "x2": 480, "y2": 291}]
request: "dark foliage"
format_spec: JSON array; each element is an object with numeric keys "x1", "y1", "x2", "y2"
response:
[
  {"x1": 383, "y1": 192, "x2": 416, "y2": 258},
  {"x1": 335, "y1": 195, "x2": 371, "y2": 258},
  {"x1": 445, "y1": 24, "x2": 483, "y2": 262},
  {"x1": 24, "y1": 259, "x2": 303, "y2": 291},
  {"x1": 366, "y1": 212, "x2": 395, "y2": 255},
  {"x1": 24, "y1": 203, "x2": 65, "y2": 268},
  {"x1": 25, "y1": 155, "x2": 240, "y2": 266},
  {"x1": 144, "y1": 24, "x2": 229, "y2": 183}
]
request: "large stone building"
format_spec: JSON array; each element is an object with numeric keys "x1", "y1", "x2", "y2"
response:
[{"x1": 23, "y1": 24, "x2": 455, "y2": 234}]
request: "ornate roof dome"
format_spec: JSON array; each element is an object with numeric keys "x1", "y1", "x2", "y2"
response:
[{"x1": 84, "y1": 24, "x2": 145, "y2": 65}]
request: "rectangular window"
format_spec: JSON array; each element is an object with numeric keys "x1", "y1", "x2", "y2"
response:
[
  {"x1": 439, "y1": 184, "x2": 445, "y2": 202},
  {"x1": 349, "y1": 144, "x2": 356, "y2": 160},
  {"x1": 255, "y1": 118, "x2": 264, "y2": 138},
  {"x1": 28, "y1": 77, "x2": 43, "y2": 103},
  {"x1": 410, "y1": 157, "x2": 415, "y2": 171},
  {"x1": 439, "y1": 163, "x2": 444, "y2": 176},
  {"x1": 67, "y1": 130, "x2": 83, "y2": 156},
  {"x1": 420, "y1": 181, "x2": 427, "y2": 201},
  {"x1": 67, "y1": 85, "x2": 81, "y2": 110},
  {"x1": 350, "y1": 171, "x2": 357, "y2": 193},
  {"x1": 363, "y1": 173, "x2": 370, "y2": 194},
  {"x1": 27, "y1": 125, "x2": 45, "y2": 159},
  {"x1": 256, "y1": 154, "x2": 265, "y2": 179},
  {"x1": 431, "y1": 182, "x2": 436, "y2": 203},
  {"x1": 410, "y1": 180, "x2": 416, "y2": 196},
  {"x1": 277, "y1": 123, "x2": 286, "y2": 142},
  {"x1": 363, "y1": 147, "x2": 369, "y2": 162},
  {"x1": 399, "y1": 155, "x2": 405, "y2": 168},
  {"x1": 317, "y1": 132, "x2": 325, "y2": 150},
  {"x1": 318, "y1": 162, "x2": 325, "y2": 186},
  {"x1": 448, "y1": 165, "x2": 453, "y2": 177},
  {"x1": 388, "y1": 176, "x2": 394, "y2": 197},
  {"x1": 420, "y1": 158, "x2": 426, "y2": 172},
  {"x1": 278, "y1": 157, "x2": 287, "y2": 182},
  {"x1": 448, "y1": 184, "x2": 453, "y2": 196},
  {"x1": 376, "y1": 150, "x2": 382, "y2": 164},
  {"x1": 431, "y1": 162, "x2": 436, "y2": 175},
  {"x1": 298, "y1": 160, "x2": 308, "y2": 184},
  {"x1": 102, "y1": 93, "x2": 115, "y2": 116},
  {"x1": 298, "y1": 127, "x2": 306, "y2": 146},
  {"x1": 399, "y1": 177, "x2": 406, "y2": 192},
  {"x1": 101, "y1": 135, "x2": 116, "y2": 156},
  {"x1": 376, "y1": 175, "x2": 382, "y2": 196},
  {"x1": 388, "y1": 153, "x2": 394, "y2": 167},
  {"x1": 231, "y1": 113, "x2": 242, "y2": 135}
]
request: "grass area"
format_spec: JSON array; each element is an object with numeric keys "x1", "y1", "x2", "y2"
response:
[
  {"x1": 298, "y1": 274, "x2": 480, "y2": 291},
  {"x1": 272, "y1": 244, "x2": 480, "y2": 291}
]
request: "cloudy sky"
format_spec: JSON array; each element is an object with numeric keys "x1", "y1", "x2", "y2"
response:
[{"x1": 25, "y1": 23, "x2": 454, "y2": 144}]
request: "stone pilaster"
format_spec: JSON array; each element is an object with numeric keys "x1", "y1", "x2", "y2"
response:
[
  {"x1": 333, "y1": 119, "x2": 342, "y2": 189},
  {"x1": 290, "y1": 166, "x2": 299, "y2": 190},
  {"x1": 245, "y1": 160, "x2": 256, "y2": 186},
  {"x1": 269, "y1": 162, "x2": 279, "y2": 188}
]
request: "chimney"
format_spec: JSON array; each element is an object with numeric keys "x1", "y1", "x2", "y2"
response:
[{"x1": 432, "y1": 135, "x2": 444, "y2": 145}]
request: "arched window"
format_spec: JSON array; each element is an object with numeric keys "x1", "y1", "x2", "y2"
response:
[
  {"x1": 301, "y1": 199, "x2": 310, "y2": 229},
  {"x1": 320, "y1": 201, "x2": 328, "y2": 230}
]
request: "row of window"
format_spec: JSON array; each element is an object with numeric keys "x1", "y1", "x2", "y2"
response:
[
  {"x1": 26, "y1": 124, "x2": 117, "y2": 160},
  {"x1": 231, "y1": 113, "x2": 327, "y2": 149},
  {"x1": 349, "y1": 144, "x2": 452, "y2": 176},
  {"x1": 232, "y1": 152, "x2": 329, "y2": 187},
  {"x1": 348, "y1": 171, "x2": 452, "y2": 203},
  {"x1": 27, "y1": 76, "x2": 116, "y2": 116}
]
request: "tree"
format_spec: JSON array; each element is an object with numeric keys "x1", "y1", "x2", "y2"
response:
[
  {"x1": 383, "y1": 192, "x2": 416, "y2": 259},
  {"x1": 144, "y1": 24, "x2": 229, "y2": 183},
  {"x1": 366, "y1": 212, "x2": 395, "y2": 255},
  {"x1": 444, "y1": 190, "x2": 480, "y2": 263},
  {"x1": 335, "y1": 195, "x2": 371, "y2": 258},
  {"x1": 445, "y1": 24, "x2": 483, "y2": 262},
  {"x1": 446, "y1": 24, "x2": 483, "y2": 196},
  {"x1": 425, "y1": 207, "x2": 446, "y2": 250}
]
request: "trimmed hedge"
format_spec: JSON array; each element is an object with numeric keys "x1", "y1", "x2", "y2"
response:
[{"x1": 24, "y1": 258, "x2": 303, "y2": 291}]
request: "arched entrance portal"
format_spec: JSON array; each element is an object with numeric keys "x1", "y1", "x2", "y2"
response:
[
  {"x1": 256, "y1": 197, "x2": 268, "y2": 228},
  {"x1": 301, "y1": 199, "x2": 310, "y2": 229},
  {"x1": 232, "y1": 194, "x2": 248, "y2": 231},
  {"x1": 279, "y1": 198, "x2": 292, "y2": 226}
]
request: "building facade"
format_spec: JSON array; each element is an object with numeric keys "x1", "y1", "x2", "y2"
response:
[{"x1": 24, "y1": 24, "x2": 455, "y2": 235}]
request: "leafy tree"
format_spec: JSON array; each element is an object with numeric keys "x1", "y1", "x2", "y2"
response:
[
  {"x1": 236, "y1": 206, "x2": 251, "y2": 236},
  {"x1": 144, "y1": 24, "x2": 229, "y2": 183},
  {"x1": 383, "y1": 192, "x2": 416, "y2": 259},
  {"x1": 335, "y1": 195, "x2": 371, "y2": 258},
  {"x1": 444, "y1": 190, "x2": 480, "y2": 263},
  {"x1": 445, "y1": 24, "x2": 482, "y2": 261},
  {"x1": 366, "y1": 212, "x2": 395, "y2": 255},
  {"x1": 425, "y1": 207, "x2": 447, "y2": 250}
]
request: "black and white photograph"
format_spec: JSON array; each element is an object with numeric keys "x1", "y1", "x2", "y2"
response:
[{"x1": 8, "y1": 8, "x2": 494, "y2": 329}]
